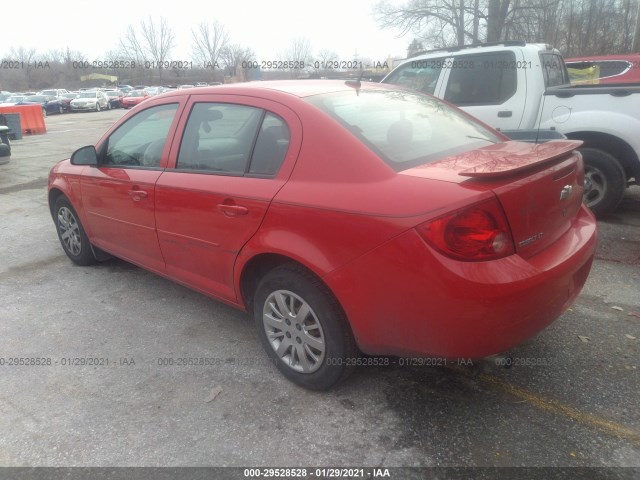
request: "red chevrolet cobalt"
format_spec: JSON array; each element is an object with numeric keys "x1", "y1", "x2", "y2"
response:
[{"x1": 48, "y1": 81, "x2": 597, "y2": 389}]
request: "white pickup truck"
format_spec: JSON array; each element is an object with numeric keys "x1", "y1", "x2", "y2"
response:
[{"x1": 382, "y1": 41, "x2": 640, "y2": 216}]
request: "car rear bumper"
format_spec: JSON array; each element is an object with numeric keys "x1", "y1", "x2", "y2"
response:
[{"x1": 324, "y1": 205, "x2": 597, "y2": 359}]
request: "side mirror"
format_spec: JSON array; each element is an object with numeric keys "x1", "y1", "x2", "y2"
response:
[{"x1": 71, "y1": 145, "x2": 98, "y2": 166}]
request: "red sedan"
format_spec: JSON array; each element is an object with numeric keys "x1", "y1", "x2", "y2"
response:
[
  {"x1": 48, "y1": 81, "x2": 597, "y2": 389},
  {"x1": 121, "y1": 89, "x2": 150, "y2": 109},
  {"x1": 565, "y1": 54, "x2": 640, "y2": 84}
]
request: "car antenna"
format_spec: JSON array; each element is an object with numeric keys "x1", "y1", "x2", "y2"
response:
[{"x1": 345, "y1": 70, "x2": 365, "y2": 96}]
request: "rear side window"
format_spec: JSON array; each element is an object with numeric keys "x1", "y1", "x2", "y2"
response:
[
  {"x1": 541, "y1": 53, "x2": 570, "y2": 87},
  {"x1": 306, "y1": 89, "x2": 502, "y2": 171},
  {"x1": 382, "y1": 57, "x2": 446, "y2": 95},
  {"x1": 248, "y1": 113, "x2": 290, "y2": 176},
  {"x1": 597, "y1": 61, "x2": 631, "y2": 78},
  {"x1": 176, "y1": 103, "x2": 289, "y2": 176},
  {"x1": 444, "y1": 52, "x2": 517, "y2": 105},
  {"x1": 177, "y1": 103, "x2": 262, "y2": 174}
]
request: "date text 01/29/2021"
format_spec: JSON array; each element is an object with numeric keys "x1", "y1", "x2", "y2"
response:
[{"x1": 243, "y1": 467, "x2": 391, "y2": 477}]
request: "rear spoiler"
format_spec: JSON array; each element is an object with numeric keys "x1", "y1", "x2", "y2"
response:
[{"x1": 459, "y1": 140, "x2": 583, "y2": 178}]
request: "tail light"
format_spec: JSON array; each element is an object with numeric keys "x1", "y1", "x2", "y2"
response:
[{"x1": 416, "y1": 198, "x2": 515, "y2": 261}]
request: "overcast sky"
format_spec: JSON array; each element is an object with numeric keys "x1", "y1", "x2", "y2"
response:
[{"x1": 2, "y1": 0, "x2": 410, "y2": 63}]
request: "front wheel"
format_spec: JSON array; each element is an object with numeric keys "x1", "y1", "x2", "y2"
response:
[
  {"x1": 95, "y1": 103, "x2": 101, "y2": 112},
  {"x1": 580, "y1": 148, "x2": 626, "y2": 217},
  {"x1": 53, "y1": 196, "x2": 96, "y2": 266},
  {"x1": 254, "y1": 264, "x2": 357, "y2": 390}
]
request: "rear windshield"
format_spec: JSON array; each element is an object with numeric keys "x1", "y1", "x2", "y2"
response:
[{"x1": 305, "y1": 89, "x2": 502, "y2": 171}]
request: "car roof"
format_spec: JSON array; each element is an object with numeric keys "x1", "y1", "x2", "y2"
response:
[
  {"x1": 565, "y1": 54, "x2": 640, "y2": 62},
  {"x1": 157, "y1": 79, "x2": 393, "y2": 100}
]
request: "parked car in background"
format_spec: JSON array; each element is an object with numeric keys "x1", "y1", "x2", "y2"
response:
[
  {"x1": 565, "y1": 54, "x2": 640, "y2": 85},
  {"x1": 38, "y1": 88, "x2": 70, "y2": 97},
  {"x1": 0, "y1": 92, "x2": 13, "y2": 102},
  {"x1": 70, "y1": 91, "x2": 110, "y2": 112},
  {"x1": 144, "y1": 86, "x2": 165, "y2": 96},
  {"x1": 105, "y1": 90, "x2": 124, "y2": 108},
  {"x1": 121, "y1": 89, "x2": 150, "y2": 109},
  {"x1": 60, "y1": 92, "x2": 79, "y2": 111},
  {"x1": 178, "y1": 84, "x2": 194, "y2": 89},
  {"x1": 21, "y1": 95, "x2": 66, "y2": 116},
  {"x1": 48, "y1": 80, "x2": 596, "y2": 390},
  {"x1": 117, "y1": 85, "x2": 133, "y2": 93},
  {"x1": 1, "y1": 94, "x2": 26, "y2": 105}
]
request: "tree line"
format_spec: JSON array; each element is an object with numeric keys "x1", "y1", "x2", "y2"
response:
[
  {"x1": 376, "y1": 0, "x2": 640, "y2": 57},
  {"x1": 4, "y1": 2, "x2": 637, "y2": 91},
  {"x1": 0, "y1": 18, "x2": 386, "y2": 91}
]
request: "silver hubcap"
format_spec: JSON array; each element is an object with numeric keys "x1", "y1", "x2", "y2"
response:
[
  {"x1": 583, "y1": 166, "x2": 606, "y2": 207},
  {"x1": 262, "y1": 290, "x2": 325, "y2": 373},
  {"x1": 57, "y1": 207, "x2": 82, "y2": 256}
]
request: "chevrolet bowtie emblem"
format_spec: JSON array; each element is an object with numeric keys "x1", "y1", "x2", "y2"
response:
[{"x1": 560, "y1": 185, "x2": 573, "y2": 201}]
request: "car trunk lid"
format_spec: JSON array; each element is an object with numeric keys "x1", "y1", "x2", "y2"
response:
[{"x1": 400, "y1": 140, "x2": 585, "y2": 258}]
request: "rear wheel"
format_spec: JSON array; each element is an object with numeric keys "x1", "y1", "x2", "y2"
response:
[
  {"x1": 58, "y1": 105, "x2": 64, "y2": 114},
  {"x1": 53, "y1": 196, "x2": 96, "y2": 266},
  {"x1": 253, "y1": 264, "x2": 357, "y2": 390},
  {"x1": 580, "y1": 148, "x2": 626, "y2": 217},
  {"x1": 95, "y1": 103, "x2": 101, "y2": 112}
]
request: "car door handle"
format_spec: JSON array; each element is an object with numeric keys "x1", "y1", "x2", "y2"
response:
[
  {"x1": 497, "y1": 110, "x2": 512, "y2": 118},
  {"x1": 217, "y1": 204, "x2": 248, "y2": 216},
  {"x1": 128, "y1": 189, "x2": 148, "y2": 201}
]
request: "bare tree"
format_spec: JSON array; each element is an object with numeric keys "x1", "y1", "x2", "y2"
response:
[
  {"x1": 9, "y1": 46, "x2": 37, "y2": 88},
  {"x1": 374, "y1": 0, "x2": 556, "y2": 46},
  {"x1": 221, "y1": 44, "x2": 255, "y2": 81},
  {"x1": 407, "y1": 38, "x2": 425, "y2": 56},
  {"x1": 119, "y1": 25, "x2": 146, "y2": 64},
  {"x1": 192, "y1": 20, "x2": 230, "y2": 75},
  {"x1": 374, "y1": 0, "x2": 476, "y2": 47},
  {"x1": 282, "y1": 37, "x2": 312, "y2": 77},
  {"x1": 312, "y1": 49, "x2": 339, "y2": 74},
  {"x1": 140, "y1": 17, "x2": 175, "y2": 82},
  {"x1": 119, "y1": 17, "x2": 175, "y2": 83}
]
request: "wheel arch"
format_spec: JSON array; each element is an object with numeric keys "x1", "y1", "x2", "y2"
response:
[
  {"x1": 565, "y1": 131, "x2": 639, "y2": 183},
  {"x1": 48, "y1": 187, "x2": 66, "y2": 219},
  {"x1": 238, "y1": 253, "x2": 346, "y2": 322}
]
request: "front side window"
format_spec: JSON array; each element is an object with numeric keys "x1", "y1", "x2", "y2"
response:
[
  {"x1": 444, "y1": 52, "x2": 517, "y2": 105},
  {"x1": 102, "y1": 103, "x2": 178, "y2": 168},
  {"x1": 383, "y1": 57, "x2": 446, "y2": 95},
  {"x1": 306, "y1": 89, "x2": 502, "y2": 171}
]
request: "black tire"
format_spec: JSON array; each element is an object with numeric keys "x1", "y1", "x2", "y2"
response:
[
  {"x1": 253, "y1": 264, "x2": 357, "y2": 390},
  {"x1": 58, "y1": 105, "x2": 64, "y2": 114},
  {"x1": 53, "y1": 196, "x2": 96, "y2": 266},
  {"x1": 580, "y1": 148, "x2": 626, "y2": 217},
  {"x1": 96, "y1": 103, "x2": 101, "y2": 112}
]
